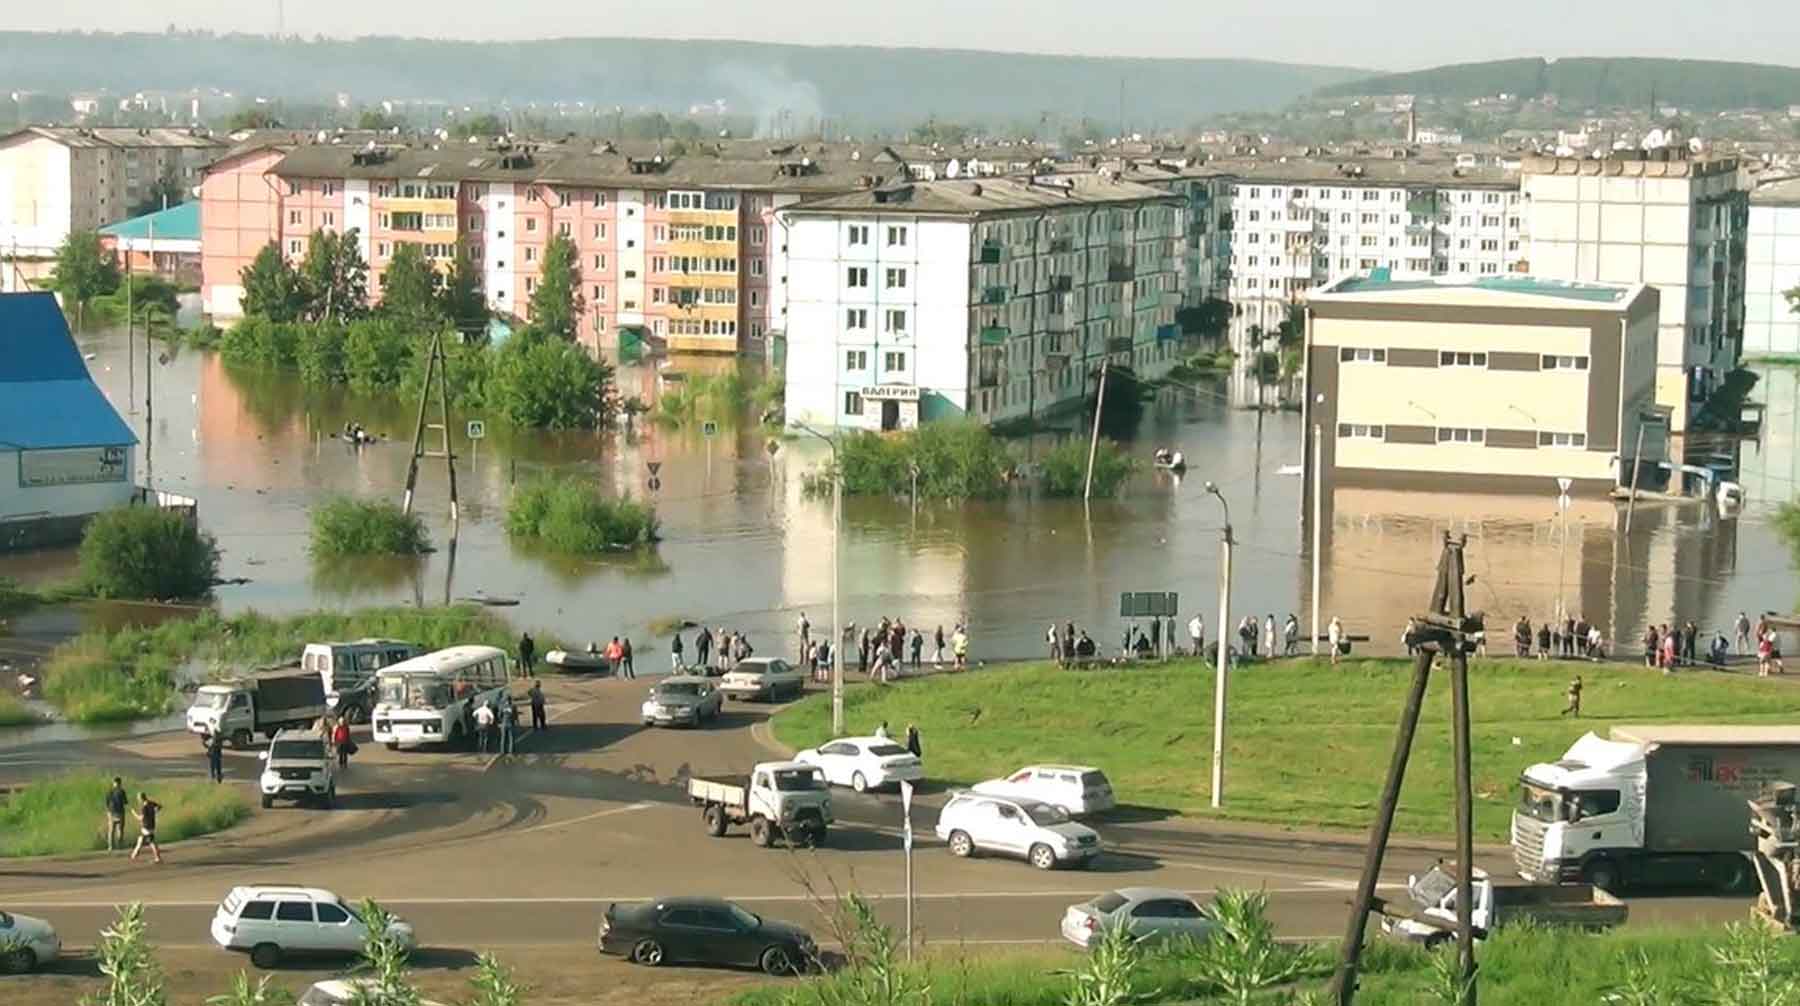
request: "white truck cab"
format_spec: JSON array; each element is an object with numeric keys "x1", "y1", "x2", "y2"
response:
[{"x1": 1512, "y1": 733, "x2": 1643, "y2": 888}]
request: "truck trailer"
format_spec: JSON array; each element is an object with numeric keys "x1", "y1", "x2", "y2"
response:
[{"x1": 1512, "y1": 725, "x2": 1800, "y2": 892}]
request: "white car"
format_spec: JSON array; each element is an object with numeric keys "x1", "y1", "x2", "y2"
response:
[
  {"x1": 972, "y1": 764, "x2": 1116, "y2": 815},
  {"x1": 718, "y1": 658, "x2": 805, "y2": 702},
  {"x1": 0, "y1": 909, "x2": 60, "y2": 973},
  {"x1": 794, "y1": 737, "x2": 923, "y2": 793},
  {"x1": 211, "y1": 885, "x2": 415, "y2": 968},
  {"x1": 934, "y1": 791, "x2": 1101, "y2": 870},
  {"x1": 1060, "y1": 887, "x2": 1216, "y2": 949},
  {"x1": 299, "y1": 979, "x2": 446, "y2": 1006}
]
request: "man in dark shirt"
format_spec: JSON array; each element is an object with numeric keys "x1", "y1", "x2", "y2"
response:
[
  {"x1": 105, "y1": 778, "x2": 128, "y2": 852},
  {"x1": 131, "y1": 792, "x2": 163, "y2": 864}
]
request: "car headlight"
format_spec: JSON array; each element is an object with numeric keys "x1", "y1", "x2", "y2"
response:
[{"x1": 423, "y1": 722, "x2": 440, "y2": 734}]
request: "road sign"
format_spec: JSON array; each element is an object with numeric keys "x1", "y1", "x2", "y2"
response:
[
  {"x1": 647, "y1": 461, "x2": 662, "y2": 477},
  {"x1": 466, "y1": 419, "x2": 486, "y2": 440},
  {"x1": 900, "y1": 780, "x2": 914, "y2": 850},
  {"x1": 702, "y1": 420, "x2": 719, "y2": 439},
  {"x1": 765, "y1": 439, "x2": 780, "y2": 457},
  {"x1": 647, "y1": 477, "x2": 661, "y2": 492},
  {"x1": 1119, "y1": 591, "x2": 1179, "y2": 618}
]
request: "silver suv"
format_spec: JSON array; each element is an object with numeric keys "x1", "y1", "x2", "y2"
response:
[{"x1": 259, "y1": 730, "x2": 336, "y2": 809}]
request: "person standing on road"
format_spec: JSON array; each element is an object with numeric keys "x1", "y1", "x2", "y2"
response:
[
  {"x1": 105, "y1": 777, "x2": 128, "y2": 852},
  {"x1": 1047, "y1": 623, "x2": 1062, "y2": 666},
  {"x1": 604, "y1": 636, "x2": 624, "y2": 677},
  {"x1": 499, "y1": 695, "x2": 517, "y2": 755},
  {"x1": 670, "y1": 631, "x2": 685, "y2": 671},
  {"x1": 1284, "y1": 614, "x2": 1300, "y2": 656},
  {"x1": 131, "y1": 792, "x2": 163, "y2": 864},
  {"x1": 909, "y1": 629, "x2": 923, "y2": 671},
  {"x1": 1736, "y1": 611, "x2": 1753, "y2": 656},
  {"x1": 529, "y1": 679, "x2": 547, "y2": 731},
  {"x1": 905, "y1": 724, "x2": 922, "y2": 759},
  {"x1": 1189, "y1": 613, "x2": 1204, "y2": 659},
  {"x1": 474, "y1": 701, "x2": 496, "y2": 754},
  {"x1": 206, "y1": 730, "x2": 225, "y2": 783},
  {"x1": 621, "y1": 637, "x2": 636, "y2": 680},
  {"x1": 518, "y1": 632, "x2": 536, "y2": 675},
  {"x1": 332, "y1": 718, "x2": 351, "y2": 769},
  {"x1": 695, "y1": 626, "x2": 713, "y2": 669}
]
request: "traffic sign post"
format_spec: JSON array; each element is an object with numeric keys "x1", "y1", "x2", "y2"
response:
[
  {"x1": 647, "y1": 461, "x2": 662, "y2": 493},
  {"x1": 900, "y1": 779, "x2": 915, "y2": 962},
  {"x1": 466, "y1": 419, "x2": 486, "y2": 466}
]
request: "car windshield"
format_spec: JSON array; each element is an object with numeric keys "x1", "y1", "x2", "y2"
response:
[
  {"x1": 379, "y1": 674, "x2": 450, "y2": 710},
  {"x1": 773, "y1": 768, "x2": 825, "y2": 791},
  {"x1": 1080, "y1": 771, "x2": 1111, "y2": 788},
  {"x1": 197, "y1": 691, "x2": 231, "y2": 710},
  {"x1": 271, "y1": 740, "x2": 326, "y2": 760},
  {"x1": 727, "y1": 903, "x2": 761, "y2": 929},
  {"x1": 1024, "y1": 802, "x2": 1071, "y2": 826},
  {"x1": 657, "y1": 683, "x2": 701, "y2": 697},
  {"x1": 868, "y1": 743, "x2": 909, "y2": 757}
]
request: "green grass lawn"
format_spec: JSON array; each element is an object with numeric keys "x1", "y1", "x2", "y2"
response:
[
  {"x1": 0, "y1": 773, "x2": 250, "y2": 857},
  {"x1": 772, "y1": 656, "x2": 1794, "y2": 839},
  {"x1": 0, "y1": 691, "x2": 36, "y2": 727}
]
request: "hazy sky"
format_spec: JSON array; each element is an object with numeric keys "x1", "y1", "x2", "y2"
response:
[{"x1": 6, "y1": 0, "x2": 1792, "y2": 71}]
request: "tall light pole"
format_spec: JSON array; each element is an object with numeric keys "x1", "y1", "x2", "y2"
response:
[
  {"x1": 1311, "y1": 421, "x2": 1322, "y2": 656},
  {"x1": 1205, "y1": 481, "x2": 1233, "y2": 809},
  {"x1": 792, "y1": 421, "x2": 845, "y2": 736}
]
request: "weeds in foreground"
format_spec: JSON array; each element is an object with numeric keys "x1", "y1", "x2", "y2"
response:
[
  {"x1": 1057, "y1": 924, "x2": 1157, "y2": 1006},
  {"x1": 1422, "y1": 945, "x2": 1478, "y2": 1006},
  {"x1": 204, "y1": 973, "x2": 288, "y2": 1006},
  {"x1": 347, "y1": 900, "x2": 421, "y2": 1006},
  {"x1": 83, "y1": 903, "x2": 164, "y2": 1006},
  {"x1": 1695, "y1": 922, "x2": 1799, "y2": 1006},
  {"x1": 1191, "y1": 889, "x2": 1321, "y2": 1005},
  {"x1": 465, "y1": 954, "x2": 529, "y2": 1006}
]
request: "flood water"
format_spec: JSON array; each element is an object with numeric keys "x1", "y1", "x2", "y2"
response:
[{"x1": 3, "y1": 317, "x2": 1796, "y2": 668}]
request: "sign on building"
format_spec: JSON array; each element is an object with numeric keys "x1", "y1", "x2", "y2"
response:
[
  {"x1": 18, "y1": 446, "x2": 128, "y2": 488},
  {"x1": 1118, "y1": 591, "x2": 1179, "y2": 618}
]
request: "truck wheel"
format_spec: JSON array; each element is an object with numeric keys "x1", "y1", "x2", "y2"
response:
[
  {"x1": 386, "y1": 742, "x2": 400, "y2": 751},
  {"x1": 250, "y1": 943, "x2": 282, "y2": 969},
  {"x1": 948, "y1": 830, "x2": 974, "y2": 857},
  {"x1": 1582, "y1": 858, "x2": 1621, "y2": 892},
  {"x1": 231, "y1": 729, "x2": 254, "y2": 750},
  {"x1": 0, "y1": 945, "x2": 36, "y2": 974},
  {"x1": 631, "y1": 939, "x2": 665, "y2": 966},
  {"x1": 1029, "y1": 843, "x2": 1058, "y2": 870},
  {"x1": 751, "y1": 816, "x2": 773, "y2": 848},
  {"x1": 1424, "y1": 933, "x2": 1451, "y2": 951},
  {"x1": 260, "y1": 793, "x2": 273, "y2": 809},
  {"x1": 1712, "y1": 855, "x2": 1751, "y2": 893},
  {"x1": 704, "y1": 805, "x2": 728, "y2": 837}
]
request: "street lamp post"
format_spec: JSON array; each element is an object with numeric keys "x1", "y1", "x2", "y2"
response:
[
  {"x1": 1205, "y1": 482, "x2": 1234, "y2": 809},
  {"x1": 793, "y1": 421, "x2": 845, "y2": 736}
]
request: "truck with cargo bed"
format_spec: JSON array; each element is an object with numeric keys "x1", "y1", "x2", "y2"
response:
[
  {"x1": 688, "y1": 761, "x2": 832, "y2": 848},
  {"x1": 186, "y1": 670, "x2": 327, "y2": 748},
  {"x1": 1381, "y1": 863, "x2": 1627, "y2": 945},
  {"x1": 1512, "y1": 725, "x2": 1800, "y2": 892}
]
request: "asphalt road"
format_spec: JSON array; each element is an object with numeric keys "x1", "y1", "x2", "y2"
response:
[{"x1": 0, "y1": 672, "x2": 1757, "y2": 998}]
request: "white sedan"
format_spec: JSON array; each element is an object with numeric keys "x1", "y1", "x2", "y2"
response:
[
  {"x1": 1060, "y1": 887, "x2": 1216, "y2": 949},
  {"x1": 794, "y1": 737, "x2": 923, "y2": 793},
  {"x1": 0, "y1": 908, "x2": 61, "y2": 973},
  {"x1": 972, "y1": 764, "x2": 1115, "y2": 815}
]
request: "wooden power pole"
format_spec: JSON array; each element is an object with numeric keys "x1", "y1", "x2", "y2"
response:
[
  {"x1": 1331, "y1": 532, "x2": 1482, "y2": 1006},
  {"x1": 401, "y1": 331, "x2": 461, "y2": 526}
]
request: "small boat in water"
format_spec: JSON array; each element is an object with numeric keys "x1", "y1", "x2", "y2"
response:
[
  {"x1": 546, "y1": 649, "x2": 613, "y2": 674},
  {"x1": 1152, "y1": 448, "x2": 1187, "y2": 473}
]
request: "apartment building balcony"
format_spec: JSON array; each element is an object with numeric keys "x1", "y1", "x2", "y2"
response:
[
  {"x1": 979, "y1": 324, "x2": 1010, "y2": 346},
  {"x1": 1048, "y1": 236, "x2": 1073, "y2": 254},
  {"x1": 1161, "y1": 290, "x2": 1183, "y2": 307},
  {"x1": 980, "y1": 285, "x2": 1008, "y2": 305},
  {"x1": 1280, "y1": 216, "x2": 1318, "y2": 233},
  {"x1": 979, "y1": 240, "x2": 1003, "y2": 265},
  {"x1": 1106, "y1": 335, "x2": 1134, "y2": 355},
  {"x1": 1090, "y1": 301, "x2": 1116, "y2": 321},
  {"x1": 1106, "y1": 259, "x2": 1135, "y2": 282},
  {"x1": 1046, "y1": 312, "x2": 1077, "y2": 333},
  {"x1": 1048, "y1": 275, "x2": 1073, "y2": 293},
  {"x1": 1134, "y1": 290, "x2": 1161, "y2": 311},
  {"x1": 1156, "y1": 323, "x2": 1179, "y2": 343}
]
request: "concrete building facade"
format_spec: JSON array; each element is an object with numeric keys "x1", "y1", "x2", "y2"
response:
[
  {"x1": 1301, "y1": 274, "x2": 1663, "y2": 501},
  {"x1": 1745, "y1": 175, "x2": 1800, "y2": 358},
  {"x1": 777, "y1": 175, "x2": 1185, "y2": 431},
  {"x1": 1522, "y1": 152, "x2": 1747, "y2": 430},
  {"x1": 0, "y1": 126, "x2": 221, "y2": 257}
]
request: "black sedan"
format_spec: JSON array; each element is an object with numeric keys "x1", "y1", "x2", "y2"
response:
[{"x1": 598, "y1": 897, "x2": 814, "y2": 975}]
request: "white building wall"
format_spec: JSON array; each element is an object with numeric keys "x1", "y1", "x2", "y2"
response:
[
  {"x1": 617, "y1": 189, "x2": 646, "y2": 326},
  {"x1": 0, "y1": 137, "x2": 74, "y2": 257},
  {"x1": 344, "y1": 179, "x2": 371, "y2": 265},
  {"x1": 0, "y1": 447, "x2": 136, "y2": 521},
  {"x1": 1746, "y1": 202, "x2": 1800, "y2": 357},
  {"x1": 481, "y1": 182, "x2": 515, "y2": 315}
]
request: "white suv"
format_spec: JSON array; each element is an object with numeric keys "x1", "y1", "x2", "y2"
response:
[
  {"x1": 972, "y1": 764, "x2": 1116, "y2": 815},
  {"x1": 211, "y1": 886, "x2": 414, "y2": 968},
  {"x1": 258, "y1": 730, "x2": 336, "y2": 809},
  {"x1": 934, "y1": 792, "x2": 1101, "y2": 870}
]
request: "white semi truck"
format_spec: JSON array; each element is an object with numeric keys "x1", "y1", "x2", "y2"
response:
[{"x1": 1512, "y1": 725, "x2": 1800, "y2": 893}]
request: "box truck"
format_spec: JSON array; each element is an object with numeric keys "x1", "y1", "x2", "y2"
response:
[{"x1": 187, "y1": 671, "x2": 327, "y2": 748}]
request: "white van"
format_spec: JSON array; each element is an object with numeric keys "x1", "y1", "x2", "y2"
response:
[
  {"x1": 302, "y1": 640, "x2": 422, "y2": 724},
  {"x1": 211, "y1": 885, "x2": 414, "y2": 968}
]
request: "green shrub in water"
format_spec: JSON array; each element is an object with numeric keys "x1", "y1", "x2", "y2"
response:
[
  {"x1": 78, "y1": 506, "x2": 220, "y2": 601},
  {"x1": 505, "y1": 477, "x2": 659, "y2": 555},
  {"x1": 309, "y1": 497, "x2": 431, "y2": 557}
]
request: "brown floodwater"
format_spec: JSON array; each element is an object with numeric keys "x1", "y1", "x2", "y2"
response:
[{"x1": 2, "y1": 316, "x2": 1794, "y2": 674}]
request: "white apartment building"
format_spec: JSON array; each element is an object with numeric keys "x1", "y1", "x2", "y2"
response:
[
  {"x1": 0, "y1": 126, "x2": 222, "y2": 256},
  {"x1": 1218, "y1": 161, "x2": 1527, "y2": 348},
  {"x1": 1522, "y1": 152, "x2": 1747, "y2": 431},
  {"x1": 777, "y1": 175, "x2": 1185, "y2": 431},
  {"x1": 1745, "y1": 175, "x2": 1800, "y2": 358}
]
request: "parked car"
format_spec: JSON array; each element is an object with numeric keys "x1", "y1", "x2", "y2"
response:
[
  {"x1": 0, "y1": 909, "x2": 60, "y2": 973},
  {"x1": 1060, "y1": 887, "x2": 1216, "y2": 949},
  {"x1": 640, "y1": 675, "x2": 724, "y2": 727},
  {"x1": 598, "y1": 896, "x2": 815, "y2": 975},
  {"x1": 934, "y1": 791, "x2": 1101, "y2": 870},
  {"x1": 258, "y1": 729, "x2": 336, "y2": 809},
  {"x1": 718, "y1": 658, "x2": 805, "y2": 702},
  {"x1": 794, "y1": 736, "x2": 924, "y2": 793},
  {"x1": 298, "y1": 979, "x2": 446, "y2": 1006},
  {"x1": 972, "y1": 764, "x2": 1116, "y2": 815},
  {"x1": 210, "y1": 886, "x2": 414, "y2": 968}
]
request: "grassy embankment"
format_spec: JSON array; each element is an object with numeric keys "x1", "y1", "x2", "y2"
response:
[
  {"x1": 0, "y1": 693, "x2": 34, "y2": 726},
  {"x1": 0, "y1": 773, "x2": 249, "y2": 857},
  {"x1": 41, "y1": 605, "x2": 537, "y2": 724},
  {"x1": 771, "y1": 656, "x2": 1792, "y2": 839},
  {"x1": 734, "y1": 922, "x2": 1747, "y2": 1006}
]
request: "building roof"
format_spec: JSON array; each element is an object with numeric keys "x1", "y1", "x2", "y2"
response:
[
  {"x1": 0, "y1": 126, "x2": 222, "y2": 151},
  {"x1": 1206, "y1": 157, "x2": 1518, "y2": 188},
  {"x1": 99, "y1": 201, "x2": 200, "y2": 243},
  {"x1": 1309, "y1": 273, "x2": 1653, "y2": 313},
  {"x1": 781, "y1": 175, "x2": 1180, "y2": 218},
  {"x1": 1752, "y1": 175, "x2": 1800, "y2": 207},
  {"x1": 0, "y1": 293, "x2": 137, "y2": 450}
]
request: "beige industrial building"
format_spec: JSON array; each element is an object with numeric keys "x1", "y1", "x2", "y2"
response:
[{"x1": 1300, "y1": 273, "x2": 1664, "y2": 500}]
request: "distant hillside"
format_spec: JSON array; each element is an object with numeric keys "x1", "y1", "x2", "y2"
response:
[
  {"x1": 0, "y1": 31, "x2": 1365, "y2": 129},
  {"x1": 1319, "y1": 57, "x2": 1800, "y2": 110}
]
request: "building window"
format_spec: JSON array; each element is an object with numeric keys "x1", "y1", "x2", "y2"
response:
[
  {"x1": 1439, "y1": 351, "x2": 1487, "y2": 367},
  {"x1": 844, "y1": 391, "x2": 865, "y2": 416},
  {"x1": 885, "y1": 267, "x2": 907, "y2": 289},
  {"x1": 468, "y1": 215, "x2": 481, "y2": 230},
  {"x1": 653, "y1": 225, "x2": 667, "y2": 242},
  {"x1": 751, "y1": 258, "x2": 765, "y2": 277},
  {"x1": 652, "y1": 288, "x2": 665, "y2": 304},
  {"x1": 592, "y1": 191, "x2": 608, "y2": 208},
  {"x1": 1538, "y1": 432, "x2": 1588, "y2": 448},
  {"x1": 1436, "y1": 427, "x2": 1484, "y2": 444},
  {"x1": 846, "y1": 266, "x2": 869, "y2": 288},
  {"x1": 884, "y1": 351, "x2": 907, "y2": 371},
  {"x1": 845, "y1": 350, "x2": 868, "y2": 370},
  {"x1": 751, "y1": 225, "x2": 766, "y2": 245},
  {"x1": 593, "y1": 254, "x2": 607, "y2": 270},
  {"x1": 525, "y1": 277, "x2": 536, "y2": 294},
  {"x1": 525, "y1": 218, "x2": 538, "y2": 232},
  {"x1": 1337, "y1": 423, "x2": 1385, "y2": 439},
  {"x1": 286, "y1": 181, "x2": 300, "y2": 196},
  {"x1": 1338, "y1": 347, "x2": 1386, "y2": 363},
  {"x1": 1542, "y1": 355, "x2": 1589, "y2": 370},
  {"x1": 848, "y1": 225, "x2": 870, "y2": 246},
  {"x1": 524, "y1": 247, "x2": 536, "y2": 263},
  {"x1": 287, "y1": 239, "x2": 303, "y2": 256},
  {"x1": 846, "y1": 308, "x2": 868, "y2": 329},
  {"x1": 886, "y1": 225, "x2": 908, "y2": 247},
  {"x1": 558, "y1": 222, "x2": 571, "y2": 237},
  {"x1": 377, "y1": 241, "x2": 391, "y2": 258},
  {"x1": 885, "y1": 309, "x2": 907, "y2": 333}
]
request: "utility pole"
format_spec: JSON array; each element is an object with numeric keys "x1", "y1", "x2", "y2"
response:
[
  {"x1": 401, "y1": 331, "x2": 461, "y2": 526},
  {"x1": 1206, "y1": 482, "x2": 1233, "y2": 809},
  {"x1": 126, "y1": 233, "x2": 136, "y2": 415},
  {"x1": 1311, "y1": 423, "x2": 1323, "y2": 655},
  {"x1": 1331, "y1": 534, "x2": 1482, "y2": 1006},
  {"x1": 1624, "y1": 421, "x2": 1648, "y2": 533},
  {"x1": 1082, "y1": 357, "x2": 1110, "y2": 501},
  {"x1": 143, "y1": 218, "x2": 154, "y2": 486}
]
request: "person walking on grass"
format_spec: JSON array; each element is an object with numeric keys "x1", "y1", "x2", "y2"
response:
[
  {"x1": 1048, "y1": 622, "x2": 1063, "y2": 666},
  {"x1": 529, "y1": 679, "x2": 547, "y2": 732},
  {"x1": 1189, "y1": 613, "x2": 1204, "y2": 660},
  {"x1": 206, "y1": 730, "x2": 225, "y2": 783},
  {"x1": 1661, "y1": 625, "x2": 1679, "y2": 673},
  {"x1": 518, "y1": 632, "x2": 536, "y2": 676},
  {"x1": 910, "y1": 629, "x2": 923, "y2": 671},
  {"x1": 952, "y1": 625, "x2": 969, "y2": 671},
  {"x1": 1561, "y1": 676, "x2": 1583, "y2": 718},
  {"x1": 1327, "y1": 616, "x2": 1344, "y2": 667},
  {"x1": 131, "y1": 792, "x2": 163, "y2": 864},
  {"x1": 1536, "y1": 621, "x2": 1552, "y2": 661},
  {"x1": 105, "y1": 777, "x2": 128, "y2": 852},
  {"x1": 933, "y1": 625, "x2": 946, "y2": 668}
]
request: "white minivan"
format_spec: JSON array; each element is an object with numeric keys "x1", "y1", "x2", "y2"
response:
[{"x1": 211, "y1": 886, "x2": 415, "y2": 968}]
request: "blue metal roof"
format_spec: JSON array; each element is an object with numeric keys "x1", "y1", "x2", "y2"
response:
[
  {"x1": 0, "y1": 292, "x2": 137, "y2": 449},
  {"x1": 98, "y1": 201, "x2": 201, "y2": 243}
]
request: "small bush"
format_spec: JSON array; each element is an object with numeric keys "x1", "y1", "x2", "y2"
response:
[
  {"x1": 0, "y1": 773, "x2": 249, "y2": 856},
  {"x1": 42, "y1": 637, "x2": 180, "y2": 722},
  {"x1": 1039, "y1": 437, "x2": 1138, "y2": 498},
  {"x1": 0, "y1": 691, "x2": 36, "y2": 727},
  {"x1": 490, "y1": 334, "x2": 612, "y2": 430},
  {"x1": 819, "y1": 422, "x2": 1015, "y2": 500},
  {"x1": 78, "y1": 506, "x2": 220, "y2": 601},
  {"x1": 309, "y1": 497, "x2": 431, "y2": 557},
  {"x1": 505, "y1": 477, "x2": 659, "y2": 555},
  {"x1": 343, "y1": 317, "x2": 417, "y2": 392}
]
